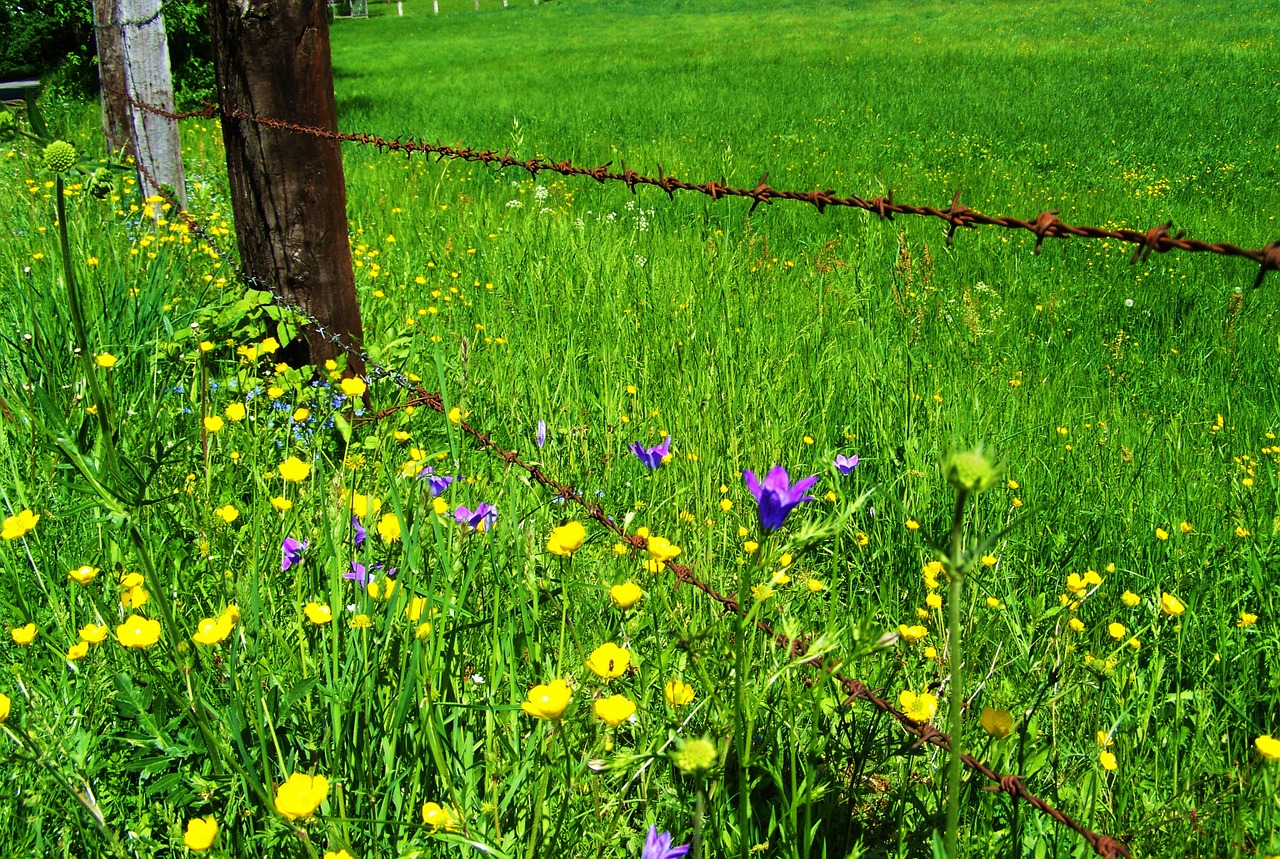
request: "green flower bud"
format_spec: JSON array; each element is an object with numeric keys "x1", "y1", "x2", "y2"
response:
[
  {"x1": 43, "y1": 140, "x2": 78, "y2": 173},
  {"x1": 941, "y1": 447, "x2": 1002, "y2": 495},
  {"x1": 671, "y1": 736, "x2": 718, "y2": 775},
  {"x1": 86, "y1": 167, "x2": 114, "y2": 199}
]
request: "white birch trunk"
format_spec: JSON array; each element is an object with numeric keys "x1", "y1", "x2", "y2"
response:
[{"x1": 118, "y1": 0, "x2": 186, "y2": 208}]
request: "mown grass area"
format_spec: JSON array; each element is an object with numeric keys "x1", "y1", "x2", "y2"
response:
[{"x1": 1, "y1": 0, "x2": 1279, "y2": 857}]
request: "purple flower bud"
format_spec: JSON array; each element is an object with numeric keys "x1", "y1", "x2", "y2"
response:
[
  {"x1": 416, "y1": 466, "x2": 456, "y2": 497},
  {"x1": 351, "y1": 515, "x2": 367, "y2": 547},
  {"x1": 642, "y1": 826, "x2": 690, "y2": 859},
  {"x1": 834, "y1": 454, "x2": 860, "y2": 475},
  {"x1": 281, "y1": 537, "x2": 308, "y2": 572},
  {"x1": 453, "y1": 503, "x2": 497, "y2": 533},
  {"x1": 344, "y1": 561, "x2": 371, "y2": 586},
  {"x1": 743, "y1": 465, "x2": 818, "y2": 532},
  {"x1": 628, "y1": 435, "x2": 672, "y2": 470},
  {"x1": 537, "y1": 419, "x2": 547, "y2": 449}
]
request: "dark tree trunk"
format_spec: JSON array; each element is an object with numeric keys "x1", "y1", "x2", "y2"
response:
[
  {"x1": 206, "y1": 0, "x2": 365, "y2": 376},
  {"x1": 93, "y1": 0, "x2": 132, "y2": 154}
]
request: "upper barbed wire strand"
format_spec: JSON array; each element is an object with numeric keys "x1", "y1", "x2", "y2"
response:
[{"x1": 109, "y1": 88, "x2": 1280, "y2": 291}]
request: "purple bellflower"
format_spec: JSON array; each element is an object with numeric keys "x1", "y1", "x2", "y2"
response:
[
  {"x1": 345, "y1": 561, "x2": 372, "y2": 587},
  {"x1": 641, "y1": 826, "x2": 689, "y2": 859},
  {"x1": 417, "y1": 466, "x2": 456, "y2": 497},
  {"x1": 834, "y1": 454, "x2": 860, "y2": 475},
  {"x1": 454, "y1": 503, "x2": 497, "y2": 532},
  {"x1": 629, "y1": 435, "x2": 672, "y2": 470},
  {"x1": 281, "y1": 537, "x2": 308, "y2": 572},
  {"x1": 351, "y1": 515, "x2": 367, "y2": 547},
  {"x1": 743, "y1": 465, "x2": 819, "y2": 532}
]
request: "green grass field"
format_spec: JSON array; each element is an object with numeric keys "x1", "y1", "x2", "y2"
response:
[{"x1": 1, "y1": 0, "x2": 1279, "y2": 856}]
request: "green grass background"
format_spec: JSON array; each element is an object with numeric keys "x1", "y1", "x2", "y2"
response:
[{"x1": 0, "y1": 0, "x2": 1278, "y2": 856}]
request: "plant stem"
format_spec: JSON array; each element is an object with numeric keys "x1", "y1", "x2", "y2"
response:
[{"x1": 945, "y1": 488, "x2": 969, "y2": 859}]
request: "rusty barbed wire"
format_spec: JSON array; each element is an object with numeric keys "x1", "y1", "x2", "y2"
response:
[
  {"x1": 116, "y1": 94, "x2": 1129, "y2": 858},
  {"x1": 116, "y1": 90, "x2": 1280, "y2": 291}
]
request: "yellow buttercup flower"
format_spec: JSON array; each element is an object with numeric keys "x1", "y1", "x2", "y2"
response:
[
  {"x1": 1121, "y1": 590, "x2": 1140, "y2": 608},
  {"x1": 95, "y1": 352, "x2": 117, "y2": 368},
  {"x1": 547, "y1": 521, "x2": 586, "y2": 556},
  {"x1": 271, "y1": 496, "x2": 292, "y2": 512},
  {"x1": 406, "y1": 597, "x2": 427, "y2": 622},
  {"x1": 116, "y1": 615, "x2": 161, "y2": 648},
  {"x1": 586, "y1": 643, "x2": 631, "y2": 679},
  {"x1": 521, "y1": 678, "x2": 571, "y2": 720},
  {"x1": 806, "y1": 577, "x2": 825, "y2": 593},
  {"x1": 432, "y1": 496, "x2": 449, "y2": 516},
  {"x1": 1108, "y1": 622, "x2": 1127, "y2": 640},
  {"x1": 646, "y1": 535, "x2": 681, "y2": 562},
  {"x1": 594, "y1": 694, "x2": 636, "y2": 727},
  {"x1": 1155, "y1": 528, "x2": 1169, "y2": 541},
  {"x1": 121, "y1": 585, "x2": 149, "y2": 609},
  {"x1": 609, "y1": 581, "x2": 643, "y2": 610},
  {"x1": 421, "y1": 801, "x2": 457, "y2": 831},
  {"x1": 751, "y1": 583, "x2": 774, "y2": 601},
  {"x1": 278, "y1": 456, "x2": 311, "y2": 483},
  {"x1": 897, "y1": 624, "x2": 927, "y2": 644},
  {"x1": 340, "y1": 377, "x2": 367, "y2": 398},
  {"x1": 304, "y1": 602, "x2": 333, "y2": 625},
  {"x1": 926, "y1": 592, "x2": 943, "y2": 610},
  {"x1": 183, "y1": 816, "x2": 218, "y2": 851},
  {"x1": 1256, "y1": 735, "x2": 1280, "y2": 760},
  {"x1": 979, "y1": 707, "x2": 1013, "y2": 738},
  {"x1": 11, "y1": 623, "x2": 36, "y2": 645},
  {"x1": 203, "y1": 415, "x2": 224, "y2": 433},
  {"x1": 376, "y1": 512, "x2": 402, "y2": 542},
  {"x1": 66, "y1": 640, "x2": 89, "y2": 661},
  {"x1": 323, "y1": 851, "x2": 355, "y2": 859},
  {"x1": 1238, "y1": 611, "x2": 1258, "y2": 628},
  {"x1": 224, "y1": 402, "x2": 246, "y2": 422},
  {"x1": 898, "y1": 690, "x2": 937, "y2": 723},
  {"x1": 259, "y1": 336, "x2": 280, "y2": 354},
  {"x1": 192, "y1": 615, "x2": 234, "y2": 646},
  {"x1": 1, "y1": 509, "x2": 39, "y2": 540},
  {"x1": 274, "y1": 773, "x2": 328, "y2": 820},
  {"x1": 68, "y1": 564, "x2": 98, "y2": 585},
  {"x1": 664, "y1": 680, "x2": 695, "y2": 707},
  {"x1": 1100, "y1": 751, "x2": 1118, "y2": 771},
  {"x1": 1160, "y1": 592, "x2": 1185, "y2": 617},
  {"x1": 0, "y1": 693, "x2": 9, "y2": 723},
  {"x1": 214, "y1": 504, "x2": 239, "y2": 524},
  {"x1": 79, "y1": 623, "x2": 107, "y2": 644}
]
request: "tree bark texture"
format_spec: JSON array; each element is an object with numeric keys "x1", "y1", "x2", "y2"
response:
[
  {"x1": 119, "y1": 0, "x2": 187, "y2": 206},
  {"x1": 207, "y1": 0, "x2": 365, "y2": 375},
  {"x1": 93, "y1": 0, "x2": 133, "y2": 154}
]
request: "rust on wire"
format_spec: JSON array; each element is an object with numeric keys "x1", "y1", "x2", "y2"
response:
[
  {"x1": 117, "y1": 89, "x2": 1140, "y2": 857},
  {"x1": 113, "y1": 88, "x2": 1278, "y2": 291}
]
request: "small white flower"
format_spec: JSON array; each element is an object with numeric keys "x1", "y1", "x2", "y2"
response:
[{"x1": 1124, "y1": 298, "x2": 1134, "y2": 307}]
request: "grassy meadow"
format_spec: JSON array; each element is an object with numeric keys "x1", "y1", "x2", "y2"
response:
[{"x1": 2, "y1": 0, "x2": 1280, "y2": 856}]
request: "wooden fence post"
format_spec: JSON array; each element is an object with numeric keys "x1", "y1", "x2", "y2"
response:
[
  {"x1": 92, "y1": 0, "x2": 132, "y2": 154},
  {"x1": 119, "y1": 0, "x2": 186, "y2": 206},
  {"x1": 207, "y1": 0, "x2": 366, "y2": 376}
]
